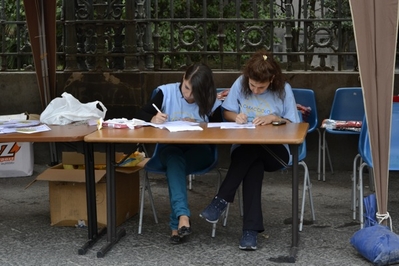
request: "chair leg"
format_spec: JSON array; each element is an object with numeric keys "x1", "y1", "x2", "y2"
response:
[
  {"x1": 352, "y1": 154, "x2": 360, "y2": 220},
  {"x1": 188, "y1": 174, "x2": 193, "y2": 190},
  {"x1": 146, "y1": 174, "x2": 158, "y2": 224},
  {"x1": 358, "y1": 163, "x2": 366, "y2": 229},
  {"x1": 325, "y1": 141, "x2": 333, "y2": 175},
  {"x1": 138, "y1": 172, "x2": 158, "y2": 235},
  {"x1": 321, "y1": 129, "x2": 334, "y2": 181},
  {"x1": 299, "y1": 161, "x2": 315, "y2": 232},
  {"x1": 223, "y1": 203, "x2": 230, "y2": 227},
  {"x1": 321, "y1": 129, "x2": 326, "y2": 181},
  {"x1": 307, "y1": 176, "x2": 316, "y2": 222},
  {"x1": 211, "y1": 223, "x2": 217, "y2": 238},
  {"x1": 317, "y1": 128, "x2": 322, "y2": 181},
  {"x1": 138, "y1": 176, "x2": 146, "y2": 235}
]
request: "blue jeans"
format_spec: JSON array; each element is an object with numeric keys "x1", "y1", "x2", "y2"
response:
[{"x1": 158, "y1": 144, "x2": 213, "y2": 230}]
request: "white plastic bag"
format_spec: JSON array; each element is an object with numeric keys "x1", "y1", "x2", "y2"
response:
[{"x1": 40, "y1": 92, "x2": 107, "y2": 125}]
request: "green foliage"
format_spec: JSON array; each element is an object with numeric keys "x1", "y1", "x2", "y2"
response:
[
  {"x1": 1, "y1": 0, "x2": 63, "y2": 70},
  {"x1": 1, "y1": 0, "x2": 27, "y2": 69},
  {"x1": 153, "y1": 0, "x2": 282, "y2": 68}
]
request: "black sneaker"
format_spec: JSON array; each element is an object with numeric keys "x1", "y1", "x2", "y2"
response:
[
  {"x1": 239, "y1": 230, "x2": 258, "y2": 250},
  {"x1": 199, "y1": 196, "x2": 228, "y2": 223}
]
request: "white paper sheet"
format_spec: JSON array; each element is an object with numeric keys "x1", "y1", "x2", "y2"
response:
[
  {"x1": 146, "y1": 121, "x2": 203, "y2": 132},
  {"x1": 207, "y1": 122, "x2": 255, "y2": 129}
]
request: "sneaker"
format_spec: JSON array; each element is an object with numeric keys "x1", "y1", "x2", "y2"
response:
[
  {"x1": 199, "y1": 196, "x2": 228, "y2": 223},
  {"x1": 239, "y1": 230, "x2": 258, "y2": 250}
]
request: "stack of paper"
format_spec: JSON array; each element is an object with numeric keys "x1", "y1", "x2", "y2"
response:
[
  {"x1": 0, "y1": 120, "x2": 51, "y2": 134},
  {"x1": 146, "y1": 121, "x2": 203, "y2": 132},
  {"x1": 207, "y1": 122, "x2": 255, "y2": 129},
  {"x1": 102, "y1": 118, "x2": 147, "y2": 129}
]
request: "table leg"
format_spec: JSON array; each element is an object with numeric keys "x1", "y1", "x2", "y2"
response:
[
  {"x1": 78, "y1": 142, "x2": 106, "y2": 255},
  {"x1": 97, "y1": 143, "x2": 126, "y2": 258},
  {"x1": 290, "y1": 144, "x2": 299, "y2": 259}
]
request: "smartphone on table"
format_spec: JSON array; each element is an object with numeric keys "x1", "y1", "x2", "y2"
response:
[{"x1": 272, "y1": 120, "x2": 287, "y2": 126}]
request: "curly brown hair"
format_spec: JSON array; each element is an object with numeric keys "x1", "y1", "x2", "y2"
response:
[{"x1": 241, "y1": 50, "x2": 286, "y2": 100}]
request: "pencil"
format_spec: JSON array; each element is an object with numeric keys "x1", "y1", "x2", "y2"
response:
[{"x1": 152, "y1": 103, "x2": 162, "y2": 113}]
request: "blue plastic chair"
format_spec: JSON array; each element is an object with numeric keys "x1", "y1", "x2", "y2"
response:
[
  {"x1": 322, "y1": 87, "x2": 365, "y2": 181},
  {"x1": 356, "y1": 103, "x2": 399, "y2": 228},
  {"x1": 292, "y1": 88, "x2": 332, "y2": 182}
]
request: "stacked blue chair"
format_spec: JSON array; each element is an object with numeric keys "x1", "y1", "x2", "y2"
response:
[{"x1": 356, "y1": 103, "x2": 399, "y2": 228}]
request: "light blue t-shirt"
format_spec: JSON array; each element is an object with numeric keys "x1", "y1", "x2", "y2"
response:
[
  {"x1": 159, "y1": 83, "x2": 221, "y2": 122},
  {"x1": 222, "y1": 75, "x2": 300, "y2": 163},
  {"x1": 222, "y1": 75, "x2": 299, "y2": 123}
]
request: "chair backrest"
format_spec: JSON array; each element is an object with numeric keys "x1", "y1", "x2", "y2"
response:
[
  {"x1": 358, "y1": 116, "x2": 371, "y2": 166},
  {"x1": 298, "y1": 138, "x2": 307, "y2": 163},
  {"x1": 359, "y1": 103, "x2": 399, "y2": 170},
  {"x1": 391, "y1": 103, "x2": 399, "y2": 169},
  {"x1": 151, "y1": 87, "x2": 160, "y2": 99},
  {"x1": 329, "y1": 87, "x2": 365, "y2": 121},
  {"x1": 292, "y1": 88, "x2": 318, "y2": 133}
]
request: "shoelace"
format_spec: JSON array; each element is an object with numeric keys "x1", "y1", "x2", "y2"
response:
[
  {"x1": 243, "y1": 231, "x2": 257, "y2": 238},
  {"x1": 212, "y1": 197, "x2": 227, "y2": 211}
]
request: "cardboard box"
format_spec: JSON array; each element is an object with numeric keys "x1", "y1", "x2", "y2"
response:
[
  {"x1": 29, "y1": 152, "x2": 148, "y2": 227},
  {"x1": 0, "y1": 142, "x2": 34, "y2": 178}
]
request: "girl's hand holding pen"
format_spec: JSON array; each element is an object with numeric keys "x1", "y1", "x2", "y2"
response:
[
  {"x1": 236, "y1": 113, "x2": 248, "y2": 124},
  {"x1": 151, "y1": 103, "x2": 168, "y2": 124},
  {"x1": 236, "y1": 99, "x2": 248, "y2": 124}
]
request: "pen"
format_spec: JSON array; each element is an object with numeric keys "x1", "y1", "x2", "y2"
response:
[{"x1": 152, "y1": 103, "x2": 162, "y2": 113}]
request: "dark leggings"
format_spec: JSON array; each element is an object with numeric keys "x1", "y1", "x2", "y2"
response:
[{"x1": 217, "y1": 144, "x2": 289, "y2": 232}]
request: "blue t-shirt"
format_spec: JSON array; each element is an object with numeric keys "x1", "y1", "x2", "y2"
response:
[
  {"x1": 222, "y1": 75, "x2": 299, "y2": 123},
  {"x1": 222, "y1": 75, "x2": 300, "y2": 163},
  {"x1": 159, "y1": 83, "x2": 222, "y2": 122}
]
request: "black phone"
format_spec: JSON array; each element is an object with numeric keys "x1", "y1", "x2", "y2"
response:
[{"x1": 272, "y1": 120, "x2": 287, "y2": 126}]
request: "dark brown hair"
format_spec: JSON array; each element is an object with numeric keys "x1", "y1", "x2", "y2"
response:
[{"x1": 182, "y1": 62, "x2": 216, "y2": 119}]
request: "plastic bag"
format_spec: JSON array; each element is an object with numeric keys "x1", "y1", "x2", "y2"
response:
[
  {"x1": 351, "y1": 225, "x2": 399, "y2": 265},
  {"x1": 364, "y1": 193, "x2": 378, "y2": 227},
  {"x1": 40, "y1": 92, "x2": 107, "y2": 125}
]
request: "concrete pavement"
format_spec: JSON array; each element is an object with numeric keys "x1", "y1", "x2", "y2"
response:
[{"x1": 1, "y1": 164, "x2": 398, "y2": 265}]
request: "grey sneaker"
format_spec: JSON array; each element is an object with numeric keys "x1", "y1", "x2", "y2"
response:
[
  {"x1": 239, "y1": 230, "x2": 258, "y2": 250},
  {"x1": 199, "y1": 196, "x2": 228, "y2": 223}
]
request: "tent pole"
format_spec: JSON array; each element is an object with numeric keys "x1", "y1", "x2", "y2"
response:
[{"x1": 36, "y1": 0, "x2": 58, "y2": 164}]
